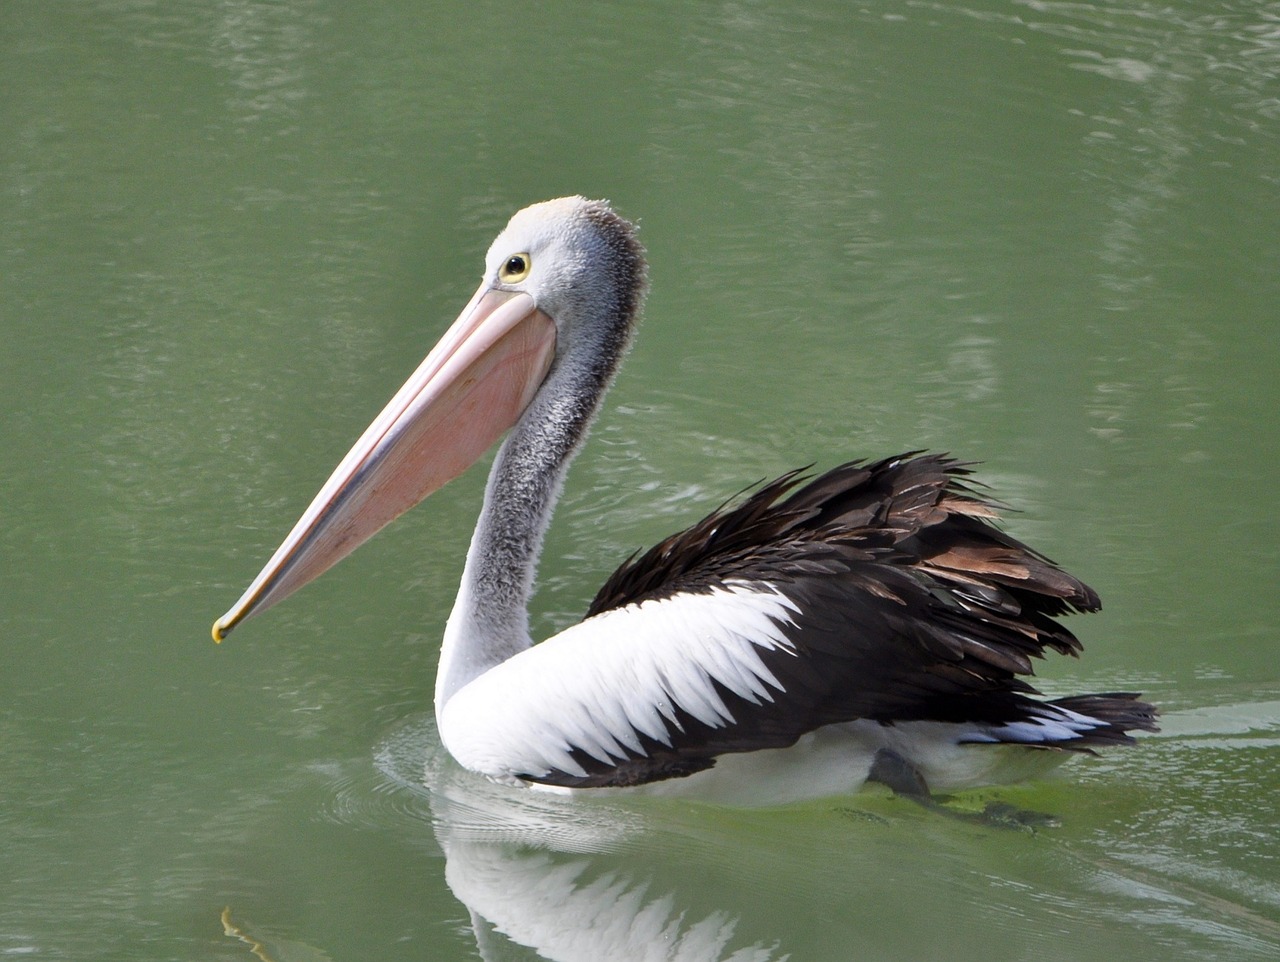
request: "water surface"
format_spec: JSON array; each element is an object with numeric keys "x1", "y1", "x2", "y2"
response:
[{"x1": 2, "y1": 1, "x2": 1278, "y2": 959}]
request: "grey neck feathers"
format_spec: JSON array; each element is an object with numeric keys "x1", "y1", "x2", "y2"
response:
[{"x1": 435, "y1": 316, "x2": 631, "y2": 709}]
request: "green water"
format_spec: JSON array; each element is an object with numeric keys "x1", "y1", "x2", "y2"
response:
[{"x1": 3, "y1": 1, "x2": 1278, "y2": 959}]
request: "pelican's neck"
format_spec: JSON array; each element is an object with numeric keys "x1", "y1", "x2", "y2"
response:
[{"x1": 434, "y1": 326, "x2": 627, "y2": 715}]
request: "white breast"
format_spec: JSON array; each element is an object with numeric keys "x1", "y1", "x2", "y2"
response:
[{"x1": 436, "y1": 582, "x2": 801, "y2": 783}]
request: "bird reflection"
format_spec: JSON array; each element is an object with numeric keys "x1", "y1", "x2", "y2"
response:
[
  {"x1": 443, "y1": 841, "x2": 786, "y2": 962},
  {"x1": 411, "y1": 718, "x2": 789, "y2": 961},
  {"x1": 386, "y1": 707, "x2": 1246, "y2": 962}
]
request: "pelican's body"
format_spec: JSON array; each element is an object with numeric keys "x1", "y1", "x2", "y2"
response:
[{"x1": 215, "y1": 197, "x2": 1155, "y2": 806}]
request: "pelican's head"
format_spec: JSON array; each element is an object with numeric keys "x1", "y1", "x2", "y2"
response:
[
  {"x1": 212, "y1": 197, "x2": 647, "y2": 641},
  {"x1": 480, "y1": 196, "x2": 646, "y2": 360}
]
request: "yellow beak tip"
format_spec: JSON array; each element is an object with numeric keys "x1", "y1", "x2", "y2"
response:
[{"x1": 211, "y1": 620, "x2": 227, "y2": 644}]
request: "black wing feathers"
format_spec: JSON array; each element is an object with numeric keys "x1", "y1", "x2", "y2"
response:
[{"x1": 528, "y1": 453, "x2": 1156, "y2": 789}]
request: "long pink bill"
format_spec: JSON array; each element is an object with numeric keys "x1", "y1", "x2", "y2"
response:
[{"x1": 213, "y1": 287, "x2": 557, "y2": 641}]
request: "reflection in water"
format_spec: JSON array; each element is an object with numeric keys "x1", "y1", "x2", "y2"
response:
[
  {"x1": 447, "y1": 845, "x2": 785, "y2": 962},
  {"x1": 1059, "y1": 10, "x2": 1196, "y2": 305},
  {"x1": 222, "y1": 907, "x2": 336, "y2": 962},
  {"x1": 366, "y1": 709, "x2": 1280, "y2": 962},
  {"x1": 1037, "y1": 1, "x2": 1275, "y2": 454},
  {"x1": 381, "y1": 715, "x2": 787, "y2": 962},
  {"x1": 210, "y1": 0, "x2": 320, "y2": 131}
]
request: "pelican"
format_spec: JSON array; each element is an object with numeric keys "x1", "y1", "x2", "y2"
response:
[{"x1": 213, "y1": 197, "x2": 1156, "y2": 807}]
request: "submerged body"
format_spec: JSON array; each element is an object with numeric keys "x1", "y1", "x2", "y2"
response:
[
  {"x1": 214, "y1": 197, "x2": 1156, "y2": 806},
  {"x1": 559, "y1": 721, "x2": 1081, "y2": 807}
]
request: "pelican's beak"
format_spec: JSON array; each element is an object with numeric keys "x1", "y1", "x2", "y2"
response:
[{"x1": 212, "y1": 287, "x2": 557, "y2": 642}]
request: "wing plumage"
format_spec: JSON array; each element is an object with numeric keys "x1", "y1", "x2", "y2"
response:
[{"x1": 441, "y1": 453, "x2": 1156, "y2": 790}]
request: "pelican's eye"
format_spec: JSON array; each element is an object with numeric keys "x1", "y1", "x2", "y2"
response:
[{"x1": 499, "y1": 253, "x2": 531, "y2": 283}]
